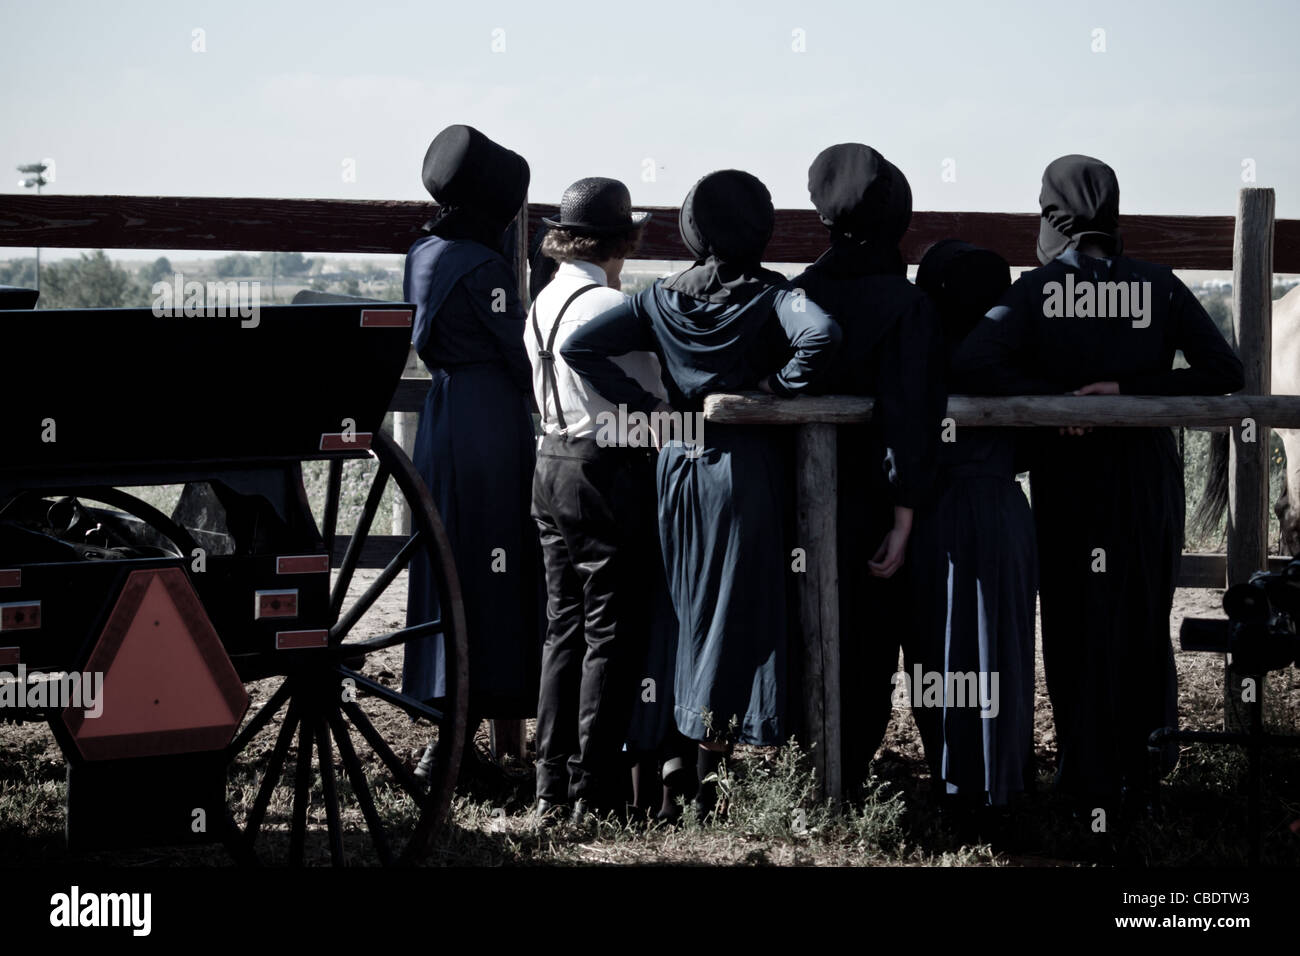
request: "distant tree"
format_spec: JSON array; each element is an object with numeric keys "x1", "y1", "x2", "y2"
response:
[
  {"x1": 0, "y1": 258, "x2": 38, "y2": 288},
  {"x1": 40, "y1": 250, "x2": 143, "y2": 308},
  {"x1": 259, "y1": 251, "x2": 312, "y2": 276},
  {"x1": 1201, "y1": 294, "x2": 1232, "y2": 340},
  {"x1": 344, "y1": 277, "x2": 361, "y2": 296},
  {"x1": 215, "y1": 253, "x2": 258, "y2": 278},
  {"x1": 142, "y1": 256, "x2": 174, "y2": 285}
]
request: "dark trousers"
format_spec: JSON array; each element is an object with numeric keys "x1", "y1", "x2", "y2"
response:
[{"x1": 532, "y1": 433, "x2": 657, "y2": 808}]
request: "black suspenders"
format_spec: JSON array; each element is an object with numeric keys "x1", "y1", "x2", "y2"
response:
[{"x1": 530, "y1": 283, "x2": 600, "y2": 433}]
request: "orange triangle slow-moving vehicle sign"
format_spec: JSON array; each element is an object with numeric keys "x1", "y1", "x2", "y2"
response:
[{"x1": 65, "y1": 568, "x2": 249, "y2": 760}]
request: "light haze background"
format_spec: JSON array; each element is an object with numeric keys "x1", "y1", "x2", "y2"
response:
[{"x1": 2, "y1": 0, "x2": 1297, "y2": 261}]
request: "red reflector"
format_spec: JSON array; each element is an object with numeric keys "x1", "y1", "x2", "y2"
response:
[
  {"x1": 361, "y1": 308, "x2": 413, "y2": 328},
  {"x1": 0, "y1": 647, "x2": 18, "y2": 666},
  {"x1": 0, "y1": 601, "x2": 40, "y2": 631},
  {"x1": 254, "y1": 589, "x2": 298, "y2": 620},
  {"x1": 319, "y1": 432, "x2": 372, "y2": 451},
  {"x1": 276, "y1": 629, "x2": 328, "y2": 650},
  {"x1": 0, "y1": 570, "x2": 19, "y2": 588},
  {"x1": 277, "y1": 554, "x2": 329, "y2": 575}
]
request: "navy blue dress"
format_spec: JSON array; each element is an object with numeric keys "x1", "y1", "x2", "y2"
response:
[
  {"x1": 907, "y1": 432, "x2": 1037, "y2": 805},
  {"x1": 562, "y1": 279, "x2": 838, "y2": 746},
  {"x1": 401, "y1": 234, "x2": 544, "y2": 718}
]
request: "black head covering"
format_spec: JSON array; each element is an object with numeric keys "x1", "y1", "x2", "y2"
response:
[
  {"x1": 420, "y1": 124, "x2": 530, "y2": 251},
  {"x1": 807, "y1": 143, "x2": 912, "y2": 276},
  {"x1": 1037, "y1": 154, "x2": 1122, "y2": 265},
  {"x1": 662, "y1": 169, "x2": 782, "y2": 305},
  {"x1": 916, "y1": 239, "x2": 1012, "y2": 357}
]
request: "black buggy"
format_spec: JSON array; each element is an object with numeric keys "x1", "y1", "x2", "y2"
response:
[{"x1": 0, "y1": 298, "x2": 467, "y2": 865}]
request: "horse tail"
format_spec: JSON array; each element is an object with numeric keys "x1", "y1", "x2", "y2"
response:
[{"x1": 1191, "y1": 429, "x2": 1231, "y2": 539}]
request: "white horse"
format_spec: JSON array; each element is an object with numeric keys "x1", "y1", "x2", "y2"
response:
[{"x1": 1193, "y1": 283, "x2": 1300, "y2": 555}]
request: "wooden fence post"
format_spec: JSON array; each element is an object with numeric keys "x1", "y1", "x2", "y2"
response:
[
  {"x1": 489, "y1": 198, "x2": 534, "y2": 762},
  {"x1": 1226, "y1": 186, "x2": 1274, "y2": 730},
  {"x1": 796, "y1": 423, "x2": 841, "y2": 804},
  {"x1": 391, "y1": 346, "x2": 421, "y2": 535}
]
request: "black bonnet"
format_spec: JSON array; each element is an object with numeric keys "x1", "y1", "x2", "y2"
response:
[
  {"x1": 421, "y1": 124, "x2": 530, "y2": 226},
  {"x1": 916, "y1": 239, "x2": 1012, "y2": 351},
  {"x1": 1037, "y1": 154, "x2": 1122, "y2": 265},
  {"x1": 807, "y1": 143, "x2": 912, "y2": 245},
  {"x1": 678, "y1": 170, "x2": 774, "y2": 264}
]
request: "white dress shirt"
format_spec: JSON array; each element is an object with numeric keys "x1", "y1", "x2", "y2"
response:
[{"x1": 526, "y1": 259, "x2": 667, "y2": 439}]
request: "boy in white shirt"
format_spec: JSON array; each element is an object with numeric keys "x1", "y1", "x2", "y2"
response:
[{"x1": 527, "y1": 178, "x2": 666, "y2": 823}]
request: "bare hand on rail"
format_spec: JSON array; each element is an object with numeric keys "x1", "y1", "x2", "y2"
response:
[
  {"x1": 869, "y1": 507, "x2": 913, "y2": 578},
  {"x1": 1059, "y1": 381, "x2": 1120, "y2": 435}
]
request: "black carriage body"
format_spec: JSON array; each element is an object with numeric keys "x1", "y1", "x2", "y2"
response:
[
  {"x1": 0, "y1": 303, "x2": 413, "y2": 674},
  {"x1": 0, "y1": 301, "x2": 469, "y2": 864}
]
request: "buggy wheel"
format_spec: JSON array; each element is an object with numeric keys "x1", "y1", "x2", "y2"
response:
[{"x1": 224, "y1": 430, "x2": 468, "y2": 865}]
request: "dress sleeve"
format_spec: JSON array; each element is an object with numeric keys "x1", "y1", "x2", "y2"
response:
[
  {"x1": 875, "y1": 295, "x2": 947, "y2": 508},
  {"x1": 1116, "y1": 274, "x2": 1246, "y2": 396},
  {"x1": 560, "y1": 298, "x2": 663, "y2": 415},
  {"x1": 950, "y1": 281, "x2": 1062, "y2": 396},
  {"x1": 464, "y1": 259, "x2": 533, "y2": 393},
  {"x1": 767, "y1": 288, "x2": 842, "y2": 397}
]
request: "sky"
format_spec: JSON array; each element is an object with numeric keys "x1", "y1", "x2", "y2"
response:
[{"x1": 2, "y1": 0, "x2": 1298, "y2": 260}]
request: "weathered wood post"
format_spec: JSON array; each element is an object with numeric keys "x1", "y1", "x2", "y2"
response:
[
  {"x1": 796, "y1": 423, "x2": 842, "y2": 803},
  {"x1": 1225, "y1": 186, "x2": 1274, "y2": 730},
  {"x1": 391, "y1": 346, "x2": 421, "y2": 535},
  {"x1": 489, "y1": 198, "x2": 534, "y2": 762}
]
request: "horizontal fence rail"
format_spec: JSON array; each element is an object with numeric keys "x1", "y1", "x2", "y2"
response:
[
  {"x1": 3, "y1": 194, "x2": 1300, "y2": 270},
  {"x1": 703, "y1": 392, "x2": 1300, "y2": 428}
]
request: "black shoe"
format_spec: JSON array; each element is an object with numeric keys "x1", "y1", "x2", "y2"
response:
[
  {"x1": 570, "y1": 799, "x2": 591, "y2": 826},
  {"x1": 534, "y1": 798, "x2": 568, "y2": 827}
]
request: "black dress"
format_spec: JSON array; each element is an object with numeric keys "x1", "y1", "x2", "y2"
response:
[
  {"x1": 794, "y1": 243, "x2": 947, "y2": 785},
  {"x1": 562, "y1": 278, "x2": 838, "y2": 746},
  {"x1": 952, "y1": 249, "x2": 1244, "y2": 799}
]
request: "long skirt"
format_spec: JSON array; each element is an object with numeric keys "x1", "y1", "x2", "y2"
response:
[
  {"x1": 908, "y1": 453, "x2": 1038, "y2": 806},
  {"x1": 1031, "y1": 427, "x2": 1182, "y2": 799},
  {"x1": 659, "y1": 425, "x2": 791, "y2": 746},
  {"x1": 403, "y1": 362, "x2": 544, "y2": 718},
  {"x1": 836, "y1": 424, "x2": 914, "y2": 788}
]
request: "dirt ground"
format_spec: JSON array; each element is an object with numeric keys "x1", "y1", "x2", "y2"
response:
[{"x1": 6, "y1": 561, "x2": 1294, "y2": 868}]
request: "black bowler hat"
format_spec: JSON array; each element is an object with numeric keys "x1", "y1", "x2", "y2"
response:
[
  {"x1": 542, "y1": 177, "x2": 651, "y2": 236},
  {"x1": 421, "y1": 124, "x2": 530, "y2": 224}
]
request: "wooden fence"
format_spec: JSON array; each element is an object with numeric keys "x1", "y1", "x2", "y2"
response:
[{"x1": 3, "y1": 189, "x2": 1298, "y2": 793}]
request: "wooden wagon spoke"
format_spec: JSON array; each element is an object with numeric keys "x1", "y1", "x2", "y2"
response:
[
  {"x1": 335, "y1": 618, "x2": 442, "y2": 656},
  {"x1": 329, "y1": 464, "x2": 391, "y2": 623},
  {"x1": 341, "y1": 699, "x2": 429, "y2": 804},
  {"x1": 338, "y1": 666, "x2": 444, "y2": 724},
  {"x1": 320, "y1": 458, "x2": 343, "y2": 556},
  {"x1": 314, "y1": 717, "x2": 345, "y2": 867},
  {"x1": 289, "y1": 718, "x2": 315, "y2": 867},
  {"x1": 227, "y1": 678, "x2": 292, "y2": 758},
  {"x1": 327, "y1": 706, "x2": 394, "y2": 867},
  {"x1": 329, "y1": 531, "x2": 423, "y2": 643},
  {"x1": 245, "y1": 701, "x2": 301, "y2": 842}
]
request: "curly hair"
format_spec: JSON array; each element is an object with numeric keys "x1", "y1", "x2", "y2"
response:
[{"x1": 541, "y1": 226, "x2": 641, "y2": 264}]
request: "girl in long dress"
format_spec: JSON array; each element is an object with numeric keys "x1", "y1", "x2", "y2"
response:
[
  {"x1": 402, "y1": 126, "x2": 544, "y2": 734},
  {"x1": 912, "y1": 239, "x2": 1038, "y2": 810},
  {"x1": 952, "y1": 155, "x2": 1244, "y2": 809},
  {"x1": 562, "y1": 170, "x2": 840, "y2": 818}
]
